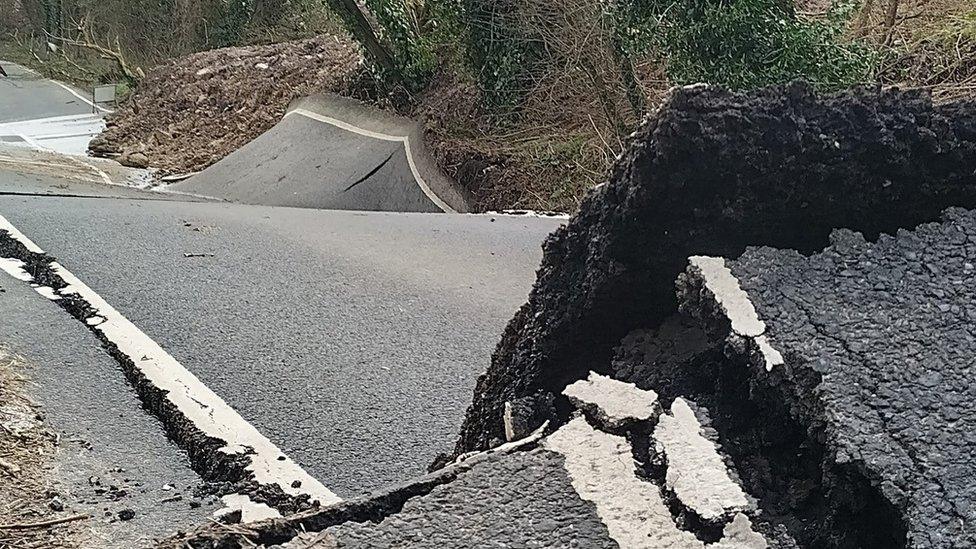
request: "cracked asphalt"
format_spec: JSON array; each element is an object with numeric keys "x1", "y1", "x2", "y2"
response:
[
  {"x1": 0, "y1": 238, "x2": 214, "y2": 546},
  {"x1": 727, "y1": 208, "x2": 976, "y2": 548},
  {"x1": 0, "y1": 186, "x2": 559, "y2": 498}
]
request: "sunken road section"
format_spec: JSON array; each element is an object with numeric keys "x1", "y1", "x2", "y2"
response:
[
  {"x1": 171, "y1": 94, "x2": 470, "y2": 214},
  {"x1": 453, "y1": 81, "x2": 976, "y2": 456}
]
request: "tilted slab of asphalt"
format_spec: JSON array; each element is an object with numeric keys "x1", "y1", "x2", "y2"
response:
[
  {"x1": 0, "y1": 262, "x2": 212, "y2": 546},
  {"x1": 0, "y1": 193, "x2": 559, "y2": 498},
  {"x1": 172, "y1": 94, "x2": 468, "y2": 214},
  {"x1": 722, "y1": 208, "x2": 976, "y2": 547}
]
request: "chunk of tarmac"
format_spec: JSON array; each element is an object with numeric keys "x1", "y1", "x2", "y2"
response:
[
  {"x1": 682, "y1": 207, "x2": 976, "y2": 547},
  {"x1": 171, "y1": 94, "x2": 469, "y2": 213},
  {"x1": 162, "y1": 375, "x2": 767, "y2": 549}
]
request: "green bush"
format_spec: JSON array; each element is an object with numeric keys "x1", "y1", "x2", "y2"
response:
[{"x1": 615, "y1": 0, "x2": 875, "y2": 91}]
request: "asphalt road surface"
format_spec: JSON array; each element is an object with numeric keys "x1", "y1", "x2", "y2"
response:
[
  {"x1": 0, "y1": 64, "x2": 562, "y2": 539},
  {"x1": 174, "y1": 95, "x2": 470, "y2": 213},
  {"x1": 0, "y1": 192, "x2": 558, "y2": 496},
  {"x1": 0, "y1": 62, "x2": 98, "y2": 122}
]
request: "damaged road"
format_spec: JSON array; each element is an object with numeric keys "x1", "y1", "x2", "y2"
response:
[{"x1": 0, "y1": 167, "x2": 559, "y2": 534}]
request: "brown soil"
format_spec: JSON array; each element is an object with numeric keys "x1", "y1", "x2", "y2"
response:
[
  {"x1": 0, "y1": 348, "x2": 88, "y2": 549},
  {"x1": 89, "y1": 35, "x2": 361, "y2": 176}
]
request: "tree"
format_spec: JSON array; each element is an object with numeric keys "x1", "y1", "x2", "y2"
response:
[{"x1": 322, "y1": 0, "x2": 400, "y2": 79}]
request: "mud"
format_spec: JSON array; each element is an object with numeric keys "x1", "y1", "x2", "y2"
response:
[{"x1": 454, "y1": 82, "x2": 976, "y2": 457}]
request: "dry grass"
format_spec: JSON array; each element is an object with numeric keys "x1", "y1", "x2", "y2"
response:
[
  {"x1": 408, "y1": 0, "x2": 667, "y2": 213},
  {"x1": 857, "y1": 0, "x2": 976, "y2": 102},
  {"x1": 0, "y1": 348, "x2": 88, "y2": 549}
]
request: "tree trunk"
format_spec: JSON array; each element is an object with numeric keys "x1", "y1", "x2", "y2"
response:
[{"x1": 323, "y1": 0, "x2": 400, "y2": 80}]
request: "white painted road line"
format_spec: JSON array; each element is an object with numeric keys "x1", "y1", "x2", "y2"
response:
[
  {"x1": 12, "y1": 63, "x2": 111, "y2": 114},
  {"x1": 689, "y1": 256, "x2": 785, "y2": 370},
  {"x1": 545, "y1": 416, "x2": 704, "y2": 549},
  {"x1": 0, "y1": 214, "x2": 341, "y2": 510},
  {"x1": 286, "y1": 108, "x2": 457, "y2": 214},
  {"x1": 653, "y1": 398, "x2": 753, "y2": 521}
]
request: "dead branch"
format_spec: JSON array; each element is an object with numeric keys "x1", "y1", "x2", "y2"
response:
[
  {"x1": 51, "y1": 15, "x2": 145, "y2": 81},
  {"x1": 0, "y1": 513, "x2": 89, "y2": 530}
]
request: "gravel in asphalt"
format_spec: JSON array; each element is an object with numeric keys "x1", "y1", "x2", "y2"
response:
[{"x1": 722, "y1": 208, "x2": 976, "y2": 547}]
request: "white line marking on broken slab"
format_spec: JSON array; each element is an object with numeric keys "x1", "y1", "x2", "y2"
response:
[
  {"x1": 563, "y1": 371, "x2": 660, "y2": 430},
  {"x1": 0, "y1": 214, "x2": 341, "y2": 509},
  {"x1": 287, "y1": 108, "x2": 457, "y2": 214},
  {"x1": 653, "y1": 398, "x2": 753, "y2": 522},
  {"x1": 689, "y1": 256, "x2": 785, "y2": 370},
  {"x1": 545, "y1": 416, "x2": 704, "y2": 549}
]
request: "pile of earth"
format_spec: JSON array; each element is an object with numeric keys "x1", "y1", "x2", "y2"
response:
[{"x1": 88, "y1": 35, "x2": 361, "y2": 175}]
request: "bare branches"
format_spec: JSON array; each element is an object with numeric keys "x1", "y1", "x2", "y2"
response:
[{"x1": 51, "y1": 15, "x2": 145, "y2": 81}]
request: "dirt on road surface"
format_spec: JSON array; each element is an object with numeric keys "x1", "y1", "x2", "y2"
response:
[
  {"x1": 88, "y1": 36, "x2": 360, "y2": 175},
  {"x1": 0, "y1": 348, "x2": 88, "y2": 549}
]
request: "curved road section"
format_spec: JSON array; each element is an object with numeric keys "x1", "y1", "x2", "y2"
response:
[{"x1": 172, "y1": 94, "x2": 470, "y2": 213}]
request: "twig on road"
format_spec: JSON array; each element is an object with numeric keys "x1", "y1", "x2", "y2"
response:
[{"x1": 0, "y1": 513, "x2": 89, "y2": 530}]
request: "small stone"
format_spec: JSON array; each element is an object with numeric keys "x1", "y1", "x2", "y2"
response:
[
  {"x1": 119, "y1": 151, "x2": 150, "y2": 169},
  {"x1": 118, "y1": 509, "x2": 135, "y2": 521},
  {"x1": 48, "y1": 497, "x2": 64, "y2": 512},
  {"x1": 290, "y1": 480, "x2": 302, "y2": 488}
]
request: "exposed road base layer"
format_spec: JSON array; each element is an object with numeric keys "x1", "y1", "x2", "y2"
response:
[{"x1": 452, "y1": 82, "x2": 976, "y2": 457}]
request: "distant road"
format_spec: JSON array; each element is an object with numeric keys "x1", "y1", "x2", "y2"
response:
[{"x1": 0, "y1": 61, "x2": 107, "y2": 155}]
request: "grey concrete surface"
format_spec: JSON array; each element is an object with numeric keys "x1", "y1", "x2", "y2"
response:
[
  {"x1": 727, "y1": 208, "x2": 976, "y2": 548},
  {"x1": 174, "y1": 95, "x2": 468, "y2": 213},
  {"x1": 0, "y1": 265, "x2": 213, "y2": 547},
  {"x1": 0, "y1": 61, "x2": 97, "y2": 123},
  {"x1": 0, "y1": 193, "x2": 560, "y2": 498},
  {"x1": 317, "y1": 448, "x2": 616, "y2": 548}
]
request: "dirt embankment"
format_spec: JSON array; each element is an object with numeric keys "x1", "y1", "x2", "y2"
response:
[
  {"x1": 453, "y1": 82, "x2": 976, "y2": 456},
  {"x1": 89, "y1": 36, "x2": 361, "y2": 175}
]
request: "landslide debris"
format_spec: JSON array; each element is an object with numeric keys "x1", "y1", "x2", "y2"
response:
[
  {"x1": 453, "y1": 81, "x2": 976, "y2": 456},
  {"x1": 88, "y1": 36, "x2": 361, "y2": 176}
]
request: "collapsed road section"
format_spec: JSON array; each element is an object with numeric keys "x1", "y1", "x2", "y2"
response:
[
  {"x1": 677, "y1": 209, "x2": 976, "y2": 547},
  {"x1": 168, "y1": 94, "x2": 469, "y2": 213},
  {"x1": 453, "y1": 82, "x2": 976, "y2": 456},
  {"x1": 162, "y1": 205, "x2": 976, "y2": 549},
  {"x1": 161, "y1": 372, "x2": 769, "y2": 548}
]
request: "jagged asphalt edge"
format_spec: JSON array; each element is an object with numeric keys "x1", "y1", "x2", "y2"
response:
[
  {"x1": 676, "y1": 254, "x2": 907, "y2": 546},
  {"x1": 451, "y1": 82, "x2": 976, "y2": 458},
  {"x1": 0, "y1": 230, "x2": 319, "y2": 517},
  {"x1": 157, "y1": 427, "x2": 550, "y2": 548}
]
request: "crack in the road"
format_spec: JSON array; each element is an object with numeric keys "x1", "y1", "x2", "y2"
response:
[
  {"x1": 0, "y1": 229, "x2": 322, "y2": 517},
  {"x1": 343, "y1": 151, "x2": 395, "y2": 193}
]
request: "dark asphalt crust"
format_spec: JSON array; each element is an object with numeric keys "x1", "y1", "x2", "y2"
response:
[
  {"x1": 321, "y1": 449, "x2": 614, "y2": 548},
  {"x1": 453, "y1": 82, "x2": 976, "y2": 457},
  {"x1": 0, "y1": 231, "x2": 313, "y2": 516},
  {"x1": 155, "y1": 435, "x2": 602, "y2": 549},
  {"x1": 719, "y1": 208, "x2": 976, "y2": 548}
]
